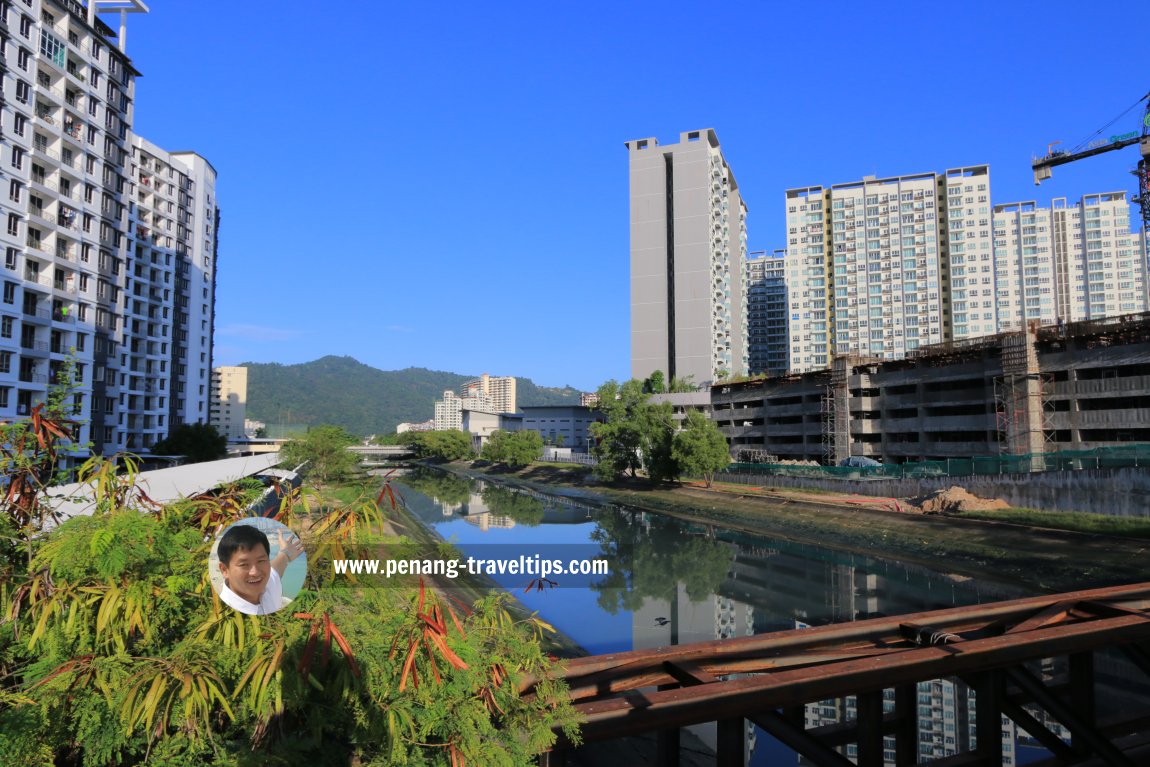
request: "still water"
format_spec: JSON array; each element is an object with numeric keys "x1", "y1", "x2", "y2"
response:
[{"x1": 391, "y1": 468, "x2": 1132, "y2": 765}]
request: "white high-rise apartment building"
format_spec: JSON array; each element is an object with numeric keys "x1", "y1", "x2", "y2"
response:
[
  {"x1": 786, "y1": 168, "x2": 990, "y2": 373},
  {"x1": 209, "y1": 366, "x2": 246, "y2": 441},
  {"x1": 994, "y1": 193, "x2": 1147, "y2": 327},
  {"x1": 626, "y1": 129, "x2": 748, "y2": 385},
  {"x1": 0, "y1": 0, "x2": 217, "y2": 455},
  {"x1": 433, "y1": 390, "x2": 462, "y2": 431},
  {"x1": 124, "y1": 137, "x2": 217, "y2": 449},
  {"x1": 942, "y1": 167, "x2": 996, "y2": 339},
  {"x1": 461, "y1": 373, "x2": 516, "y2": 414}
]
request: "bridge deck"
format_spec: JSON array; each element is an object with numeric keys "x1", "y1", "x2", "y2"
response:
[{"x1": 531, "y1": 582, "x2": 1150, "y2": 766}]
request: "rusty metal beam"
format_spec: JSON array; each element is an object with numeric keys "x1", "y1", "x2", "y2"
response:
[
  {"x1": 526, "y1": 583, "x2": 1150, "y2": 700},
  {"x1": 571, "y1": 612, "x2": 1150, "y2": 742}
]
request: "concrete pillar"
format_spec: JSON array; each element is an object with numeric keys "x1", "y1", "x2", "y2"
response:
[{"x1": 1000, "y1": 323, "x2": 1046, "y2": 470}]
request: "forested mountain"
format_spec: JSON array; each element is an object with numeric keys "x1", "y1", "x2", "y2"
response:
[{"x1": 243, "y1": 356, "x2": 583, "y2": 436}]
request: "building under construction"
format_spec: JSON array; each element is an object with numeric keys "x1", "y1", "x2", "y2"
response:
[{"x1": 711, "y1": 312, "x2": 1150, "y2": 464}]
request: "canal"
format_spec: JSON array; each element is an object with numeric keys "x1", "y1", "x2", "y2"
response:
[{"x1": 391, "y1": 468, "x2": 1141, "y2": 765}]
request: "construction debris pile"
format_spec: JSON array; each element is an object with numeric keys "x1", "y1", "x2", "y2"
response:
[{"x1": 914, "y1": 486, "x2": 1011, "y2": 514}]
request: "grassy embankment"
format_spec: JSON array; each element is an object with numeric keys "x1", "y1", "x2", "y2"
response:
[{"x1": 440, "y1": 461, "x2": 1150, "y2": 594}]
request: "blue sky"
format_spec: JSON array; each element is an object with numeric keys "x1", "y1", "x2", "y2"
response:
[{"x1": 121, "y1": 1, "x2": 1150, "y2": 392}]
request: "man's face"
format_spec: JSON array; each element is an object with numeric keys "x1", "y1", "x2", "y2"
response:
[{"x1": 219, "y1": 544, "x2": 271, "y2": 605}]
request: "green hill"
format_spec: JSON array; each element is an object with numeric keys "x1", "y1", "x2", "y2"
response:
[{"x1": 243, "y1": 356, "x2": 583, "y2": 436}]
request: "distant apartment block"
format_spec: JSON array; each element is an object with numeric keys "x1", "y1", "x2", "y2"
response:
[
  {"x1": 433, "y1": 389, "x2": 491, "y2": 431},
  {"x1": 745, "y1": 250, "x2": 788, "y2": 376},
  {"x1": 786, "y1": 167, "x2": 987, "y2": 373},
  {"x1": 580, "y1": 391, "x2": 599, "y2": 407},
  {"x1": 626, "y1": 129, "x2": 748, "y2": 385},
  {"x1": 209, "y1": 366, "x2": 246, "y2": 441},
  {"x1": 785, "y1": 164, "x2": 1150, "y2": 375},
  {"x1": 992, "y1": 193, "x2": 1147, "y2": 329},
  {"x1": 460, "y1": 373, "x2": 516, "y2": 413},
  {"x1": 0, "y1": 1, "x2": 218, "y2": 455},
  {"x1": 396, "y1": 419, "x2": 434, "y2": 433}
]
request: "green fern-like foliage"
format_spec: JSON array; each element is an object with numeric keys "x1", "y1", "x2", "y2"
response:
[{"x1": 1, "y1": 457, "x2": 581, "y2": 765}]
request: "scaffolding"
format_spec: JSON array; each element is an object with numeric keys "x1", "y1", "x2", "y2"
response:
[
  {"x1": 994, "y1": 324, "x2": 1052, "y2": 471},
  {"x1": 821, "y1": 358, "x2": 851, "y2": 465}
]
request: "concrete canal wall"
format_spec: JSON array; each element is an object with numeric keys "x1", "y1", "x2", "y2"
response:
[{"x1": 716, "y1": 467, "x2": 1150, "y2": 517}]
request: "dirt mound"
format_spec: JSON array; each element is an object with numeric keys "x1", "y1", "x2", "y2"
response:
[{"x1": 915, "y1": 486, "x2": 1010, "y2": 514}]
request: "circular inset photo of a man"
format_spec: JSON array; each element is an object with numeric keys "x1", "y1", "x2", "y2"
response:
[{"x1": 209, "y1": 518, "x2": 306, "y2": 615}]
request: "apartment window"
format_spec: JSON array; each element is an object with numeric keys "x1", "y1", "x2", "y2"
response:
[
  {"x1": 16, "y1": 47, "x2": 28, "y2": 70},
  {"x1": 12, "y1": 113, "x2": 25, "y2": 137},
  {"x1": 1, "y1": 317, "x2": 12, "y2": 338},
  {"x1": 0, "y1": 351, "x2": 11, "y2": 374},
  {"x1": 19, "y1": 15, "x2": 31, "y2": 39},
  {"x1": 6, "y1": 214, "x2": 19, "y2": 237},
  {"x1": 2, "y1": 284, "x2": 13, "y2": 305},
  {"x1": 10, "y1": 147, "x2": 23, "y2": 170},
  {"x1": 86, "y1": 125, "x2": 97, "y2": 145},
  {"x1": 8, "y1": 180, "x2": 20, "y2": 203},
  {"x1": 4, "y1": 248, "x2": 16, "y2": 270},
  {"x1": 39, "y1": 29, "x2": 65, "y2": 67},
  {"x1": 0, "y1": 388, "x2": 8, "y2": 409},
  {"x1": 14, "y1": 80, "x2": 29, "y2": 104}
]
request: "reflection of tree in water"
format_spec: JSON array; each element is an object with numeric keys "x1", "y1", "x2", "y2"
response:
[
  {"x1": 397, "y1": 468, "x2": 474, "y2": 507},
  {"x1": 591, "y1": 510, "x2": 735, "y2": 615},
  {"x1": 480, "y1": 485, "x2": 545, "y2": 527}
]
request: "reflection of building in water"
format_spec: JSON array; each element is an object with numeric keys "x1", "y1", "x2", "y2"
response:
[
  {"x1": 457, "y1": 492, "x2": 514, "y2": 531},
  {"x1": 462, "y1": 514, "x2": 515, "y2": 532},
  {"x1": 632, "y1": 548, "x2": 759, "y2": 764},
  {"x1": 718, "y1": 537, "x2": 1017, "y2": 632}
]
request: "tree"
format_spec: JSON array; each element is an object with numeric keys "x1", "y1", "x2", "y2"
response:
[
  {"x1": 481, "y1": 430, "x2": 543, "y2": 467},
  {"x1": 481, "y1": 484, "x2": 545, "y2": 526},
  {"x1": 589, "y1": 380, "x2": 647, "y2": 482},
  {"x1": 668, "y1": 374, "x2": 700, "y2": 393},
  {"x1": 642, "y1": 370, "x2": 666, "y2": 394},
  {"x1": 279, "y1": 424, "x2": 360, "y2": 483},
  {"x1": 672, "y1": 410, "x2": 731, "y2": 488},
  {"x1": 410, "y1": 429, "x2": 474, "y2": 462},
  {"x1": 151, "y1": 422, "x2": 228, "y2": 463},
  {"x1": 588, "y1": 379, "x2": 677, "y2": 485}
]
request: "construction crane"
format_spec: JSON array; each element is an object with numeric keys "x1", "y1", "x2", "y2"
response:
[{"x1": 1032, "y1": 92, "x2": 1150, "y2": 235}]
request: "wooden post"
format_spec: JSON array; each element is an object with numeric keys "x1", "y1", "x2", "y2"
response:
[
  {"x1": 1069, "y1": 651, "x2": 1095, "y2": 757},
  {"x1": 856, "y1": 690, "x2": 885, "y2": 767},
  {"x1": 716, "y1": 717, "x2": 745, "y2": 766},
  {"x1": 656, "y1": 683, "x2": 680, "y2": 767},
  {"x1": 894, "y1": 685, "x2": 917, "y2": 767},
  {"x1": 974, "y1": 670, "x2": 1004, "y2": 767}
]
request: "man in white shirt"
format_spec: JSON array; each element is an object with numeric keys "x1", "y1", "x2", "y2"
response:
[{"x1": 216, "y1": 524, "x2": 304, "y2": 615}]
